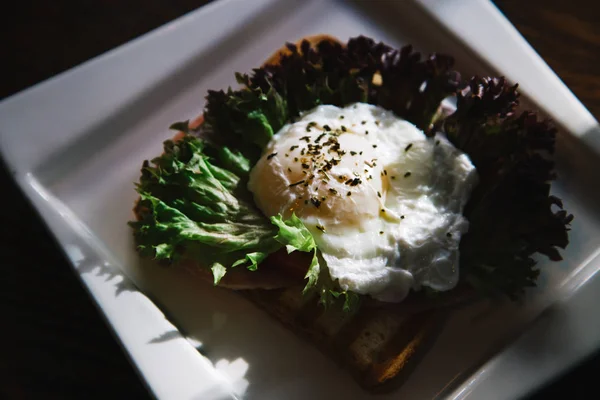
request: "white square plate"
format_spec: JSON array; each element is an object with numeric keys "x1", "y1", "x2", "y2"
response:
[{"x1": 2, "y1": 0, "x2": 600, "y2": 399}]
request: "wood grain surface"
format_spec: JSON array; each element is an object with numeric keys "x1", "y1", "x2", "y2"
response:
[
  {"x1": 494, "y1": 0, "x2": 600, "y2": 118},
  {"x1": 1, "y1": 1, "x2": 599, "y2": 399}
]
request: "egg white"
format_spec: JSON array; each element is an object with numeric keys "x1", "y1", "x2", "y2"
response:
[{"x1": 248, "y1": 103, "x2": 478, "y2": 302}]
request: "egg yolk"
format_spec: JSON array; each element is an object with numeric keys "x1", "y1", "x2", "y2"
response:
[{"x1": 248, "y1": 122, "x2": 386, "y2": 232}]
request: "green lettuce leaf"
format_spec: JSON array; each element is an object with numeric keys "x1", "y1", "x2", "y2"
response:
[
  {"x1": 271, "y1": 213, "x2": 316, "y2": 253},
  {"x1": 270, "y1": 214, "x2": 358, "y2": 311},
  {"x1": 129, "y1": 135, "x2": 282, "y2": 284},
  {"x1": 203, "y1": 77, "x2": 289, "y2": 162},
  {"x1": 271, "y1": 214, "x2": 320, "y2": 295}
]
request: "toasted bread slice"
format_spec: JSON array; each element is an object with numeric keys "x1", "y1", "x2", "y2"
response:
[
  {"x1": 262, "y1": 34, "x2": 340, "y2": 66},
  {"x1": 133, "y1": 35, "x2": 471, "y2": 391},
  {"x1": 243, "y1": 285, "x2": 447, "y2": 392}
]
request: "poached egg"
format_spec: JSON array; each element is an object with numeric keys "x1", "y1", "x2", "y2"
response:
[{"x1": 248, "y1": 103, "x2": 478, "y2": 302}]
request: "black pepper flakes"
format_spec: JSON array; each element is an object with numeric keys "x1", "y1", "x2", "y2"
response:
[
  {"x1": 289, "y1": 180, "x2": 305, "y2": 187},
  {"x1": 405, "y1": 143, "x2": 413, "y2": 151},
  {"x1": 267, "y1": 152, "x2": 278, "y2": 160},
  {"x1": 347, "y1": 191, "x2": 352, "y2": 196},
  {"x1": 372, "y1": 144, "x2": 377, "y2": 148},
  {"x1": 323, "y1": 124, "x2": 331, "y2": 131},
  {"x1": 435, "y1": 140, "x2": 440, "y2": 146},
  {"x1": 311, "y1": 198, "x2": 322, "y2": 208},
  {"x1": 329, "y1": 188, "x2": 338, "y2": 194},
  {"x1": 350, "y1": 151, "x2": 357, "y2": 156},
  {"x1": 340, "y1": 115, "x2": 345, "y2": 119},
  {"x1": 361, "y1": 121, "x2": 366, "y2": 125},
  {"x1": 379, "y1": 231, "x2": 384, "y2": 234},
  {"x1": 446, "y1": 232, "x2": 452, "y2": 237},
  {"x1": 401, "y1": 215, "x2": 405, "y2": 219},
  {"x1": 404, "y1": 172, "x2": 412, "y2": 178},
  {"x1": 316, "y1": 224, "x2": 326, "y2": 232},
  {"x1": 341, "y1": 125, "x2": 347, "y2": 132},
  {"x1": 290, "y1": 145, "x2": 299, "y2": 151},
  {"x1": 377, "y1": 191, "x2": 381, "y2": 198}
]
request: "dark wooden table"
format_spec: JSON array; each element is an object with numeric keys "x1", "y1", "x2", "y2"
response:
[{"x1": 2, "y1": 1, "x2": 599, "y2": 399}]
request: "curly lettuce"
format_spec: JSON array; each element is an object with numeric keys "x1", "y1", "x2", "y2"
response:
[
  {"x1": 440, "y1": 77, "x2": 573, "y2": 297},
  {"x1": 129, "y1": 134, "x2": 282, "y2": 284},
  {"x1": 270, "y1": 214, "x2": 358, "y2": 311}
]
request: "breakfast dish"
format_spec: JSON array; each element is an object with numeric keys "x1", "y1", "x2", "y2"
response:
[{"x1": 129, "y1": 35, "x2": 572, "y2": 391}]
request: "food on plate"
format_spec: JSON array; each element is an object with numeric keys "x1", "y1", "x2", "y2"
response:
[{"x1": 129, "y1": 35, "x2": 573, "y2": 391}]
